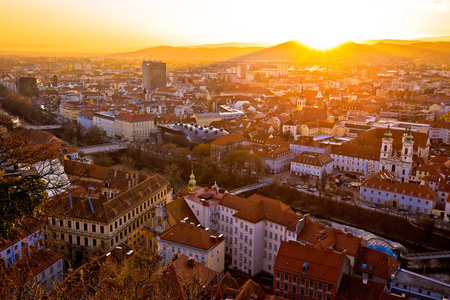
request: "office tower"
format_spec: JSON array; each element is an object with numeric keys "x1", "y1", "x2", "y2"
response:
[{"x1": 142, "y1": 60, "x2": 166, "y2": 91}]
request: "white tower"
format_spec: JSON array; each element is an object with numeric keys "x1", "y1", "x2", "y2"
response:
[
  {"x1": 380, "y1": 124, "x2": 393, "y2": 159},
  {"x1": 401, "y1": 126, "x2": 414, "y2": 163}
]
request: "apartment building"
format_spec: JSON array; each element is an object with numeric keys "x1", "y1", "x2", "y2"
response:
[
  {"x1": 93, "y1": 111, "x2": 116, "y2": 137},
  {"x1": 246, "y1": 144, "x2": 295, "y2": 174},
  {"x1": 274, "y1": 241, "x2": 350, "y2": 300},
  {"x1": 115, "y1": 113, "x2": 155, "y2": 140},
  {"x1": 158, "y1": 223, "x2": 225, "y2": 278},
  {"x1": 360, "y1": 171, "x2": 437, "y2": 214},
  {"x1": 44, "y1": 161, "x2": 171, "y2": 263},
  {"x1": 290, "y1": 151, "x2": 334, "y2": 179}
]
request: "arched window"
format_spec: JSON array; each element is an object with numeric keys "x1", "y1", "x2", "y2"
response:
[
  {"x1": 384, "y1": 145, "x2": 388, "y2": 152},
  {"x1": 392, "y1": 165, "x2": 396, "y2": 172},
  {"x1": 404, "y1": 148, "x2": 408, "y2": 155}
]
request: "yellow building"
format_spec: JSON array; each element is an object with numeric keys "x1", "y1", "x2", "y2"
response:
[
  {"x1": 115, "y1": 113, "x2": 155, "y2": 140},
  {"x1": 44, "y1": 161, "x2": 171, "y2": 264},
  {"x1": 59, "y1": 102, "x2": 95, "y2": 121},
  {"x1": 193, "y1": 113, "x2": 222, "y2": 127}
]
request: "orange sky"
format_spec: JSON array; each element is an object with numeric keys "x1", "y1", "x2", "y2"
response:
[{"x1": 1, "y1": 0, "x2": 450, "y2": 52}]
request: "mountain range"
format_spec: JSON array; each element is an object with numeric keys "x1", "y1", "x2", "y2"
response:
[{"x1": 2, "y1": 39, "x2": 450, "y2": 65}]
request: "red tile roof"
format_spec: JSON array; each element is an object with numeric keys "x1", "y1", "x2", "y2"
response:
[
  {"x1": 159, "y1": 223, "x2": 224, "y2": 251},
  {"x1": 274, "y1": 241, "x2": 347, "y2": 284},
  {"x1": 115, "y1": 113, "x2": 154, "y2": 122}
]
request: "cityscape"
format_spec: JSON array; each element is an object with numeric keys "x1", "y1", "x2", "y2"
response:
[{"x1": 1, "y1": 0, "x2": 450, "y2": 299}]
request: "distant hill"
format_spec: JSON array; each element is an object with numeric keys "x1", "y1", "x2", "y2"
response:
[
  {"x1": 111, "y1": 45, "x2": 266, "y2": 61},
  {"x1": 186, "y1": 42, "x2": 272, "y2": 48},
  {"x1": 232, "y1": 40, "x2": 450, "y2": 64}
]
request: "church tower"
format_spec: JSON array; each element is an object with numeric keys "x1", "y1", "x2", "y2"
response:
[
  {"x1": 188, "y1": 165, "x2": 196, "y2": 194},
  {"x1": 297, "y1": 97, "x2": 306, "y2": 111},
  {"x1": 401, "y1": 125, "x2": 414, "y2": 163},
  {"x1": 380, "y1": 124, "x2": 393, "y2": 159}
]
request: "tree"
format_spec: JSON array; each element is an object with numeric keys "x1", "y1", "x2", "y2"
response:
[
  {"x1": 0, "y1": 170, "x2": 47, "y2": 238},
  {"x1": 51, "y1": 75, "x2": 58, "y2": 87},
  {"x1": 192, "y1": 143, "x2": 211, "y2": 159},
  {"x1": 0, "y1": 133, "x2": 61, "y2": 237},
  {"x1": 164, "y1": 163, "x2": 183, "y2": 192}
]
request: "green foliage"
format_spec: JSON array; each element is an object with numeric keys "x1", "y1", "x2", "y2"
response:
[
  {"x1": 0, "y1": 85, "x2": 53, "y2": 125},
  {"x1": 0, "y1": 170, "x2": 48, "y2": 237},
  {"x1": 192, "y1": 143, "x2": 211, "y2": 158}
]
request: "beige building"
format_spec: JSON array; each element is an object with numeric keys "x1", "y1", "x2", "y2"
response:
[
  {"x1": 158, "y1": 223, "x2": 225, "y2": 279},
  {"x1": 44, "y1": 160, "x2": 171, "y2": 264},
  {"x1": 59, "y1": 102, "x2": 96, "y2": 121},
  {"x1": 115, "y1": 113, "x2": 155, "y2": 140},
  {"x1": 193, "y1": 113, "x2": 222, "y2": 127}
]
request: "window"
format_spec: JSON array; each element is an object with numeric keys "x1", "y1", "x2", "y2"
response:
[
  {"x1": 84, "y1": 223, "x2": 88, "y2": 231},
  {"x1": 76, "y1": 222, "x2": 80, "y2": 230},
  {"x1": 100, "y1": 226, "x2": 104, "y2": 233},
  {"x1": 59, "y1": 220, "x2": 63, "y2": 227}
]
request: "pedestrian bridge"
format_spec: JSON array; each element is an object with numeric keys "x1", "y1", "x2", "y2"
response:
[
  {"x1": 76, "y1": 143, "x2": 128, "y2": 155},
  {"x1": 400, "y1": 250, "x2": 450, "y2": 260},
  {"x1": 229, "y1": 180, "x2": 272, "y2": 195},
  {"x1": 24, "y1": 124, "x2": 62, "y2": 130}
]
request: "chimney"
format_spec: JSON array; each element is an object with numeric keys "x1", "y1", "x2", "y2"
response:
[
  {"x1": 187, "y1": 257, "x2": 195, "y2": 268},
  {"x1": 172, "y1": 252, "x2": 179, "y2": 262},
  {"x1": 114, "y1": 169, "x2": 117, "y2": 177},
  {"x1": 69, "y1": 195, "x2": 73, "y2": 209},
  {"x1": 128, "y1": 180, "x2": 131, "y2": 190},
  {"x1": 126, "y1": 172, "x2": 129, "y2": 179}
]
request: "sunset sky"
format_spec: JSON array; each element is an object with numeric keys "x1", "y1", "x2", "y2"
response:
[{"x1": 1, "y1": 0, "x2": 450, "y2": 52}]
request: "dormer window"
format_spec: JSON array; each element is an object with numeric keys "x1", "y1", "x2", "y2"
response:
[{"x1": 418, "y1": 193, "x2": 421, "y2": 197}]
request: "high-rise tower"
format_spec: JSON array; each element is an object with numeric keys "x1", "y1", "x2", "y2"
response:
[{"x1": 142, "y1": 60, "x2": 166, "y2": 91}]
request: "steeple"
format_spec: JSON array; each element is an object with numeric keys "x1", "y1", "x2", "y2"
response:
[
  {"x1": 404, "y1": 122, "x2": 414, "y2": 143},
  {"x1": 188, "y1": 165, "x2": 196, "y2": 194},
  {"x1": 383, "y1": 123, "x2": 393, "y2": 141},
  {"x1": 380, "y1": 122, "x2": 393, "y2": 159}
]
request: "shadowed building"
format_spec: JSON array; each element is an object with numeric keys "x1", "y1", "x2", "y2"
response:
[{"x1": 142, "y1": 60, "x2": 166, "y2": 91}]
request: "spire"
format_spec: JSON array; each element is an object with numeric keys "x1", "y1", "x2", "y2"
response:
[
  {"x1": 404, "y1": 121, "x2": 414, "y2": 143},
  {"x1": 383, "y1": 123, "x2": 392, "y2": 140},
  {"x1": 188, "y1": 164, "x2": 196, "y2": 194}
]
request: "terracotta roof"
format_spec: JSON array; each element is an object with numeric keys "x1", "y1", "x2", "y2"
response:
[
  {"x1": 43, "y1": 161, "x2": 169, "y2": 223},
  {"x1": 291, "y1": 151, "x2": 333, "y2": 167},
  {"x1": 159, "y1": 223, "x2": 224, "y2": 251},
  {"x1": 164, "y1": 197, "x2": 200, "y2": 226},
  {"x1": 297, "y1": 222, "x2": 361, "y2": 257},
  {"x1": 354, "y1": 246, "x2": 400, "y2": 279},
  {"x1": 233, "y1": 194, "x2": 301, "y2": 230},
  {"x1": 292, "y1": 107, "x2": 328, "y2": 123},
  {"x1": 115, "y1": 113, "x2": 154, "y2": 122},
  {"x1": 362, "y1": 175, "x2": 436, "y2": 200},
  {"x1": 211, "y1": 133, "x2": 248, "y2": 147},
  {"x1": 274, "y1": 241, "x2": 347, "y2": 284},
  {"x1": 331, "y1": 128, "x2": 429, "y2": 160},
  {"x1": 336, "y1": 274, "x2": 404, "y2": 300}
]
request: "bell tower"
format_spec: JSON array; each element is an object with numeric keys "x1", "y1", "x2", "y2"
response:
[
  {"x1": 188, "y1": 165, "x2": 196, "y2": 194},
  {"x1": 402, "y1": 125, "x2": 414, "y2": 163},
  {"x1": 380, "y1": 123, "x2": 393, "y2": 159}
]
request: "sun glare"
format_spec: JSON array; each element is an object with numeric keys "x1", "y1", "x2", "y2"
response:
[{"x1": 301, "y1": 38, "x2": 345, "y2": 50}]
